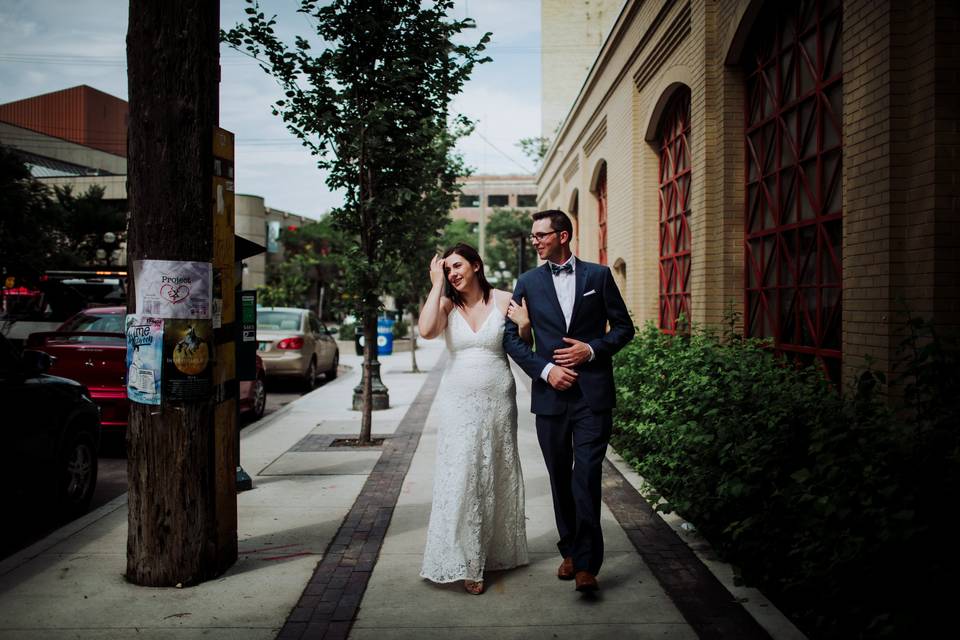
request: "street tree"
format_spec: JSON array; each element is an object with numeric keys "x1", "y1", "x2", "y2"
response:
[
  {"x1": 386, "y1": 126, "x2": 471, "y2": 373},
  {"x1": 258, "y1": 218, "x2": 351, "y2": 318},
  {"x1": 0, "y1": 147, "x2": 64, "y2": 287},
  {"x1": 439, "y1": 218, "x2": 478, "y2": 251},
  {"x1": 258, "y1": 253, "x2": 318, "y2": 308},
  {"x1": 516, "y1": 136, "x2": 551, "y2": 168},
  {"x1": 223, "y1": 0, "x2": 489, "y2": 443},
  {"x1": 485, "y1": 207, "x2": 536, "y2": 287},
  {"x1": 0, "y1": 149, "x2": 129, "y2": 288},
  {"x1": 54, "y1": 185, "x2": 127, "y2": 267}
]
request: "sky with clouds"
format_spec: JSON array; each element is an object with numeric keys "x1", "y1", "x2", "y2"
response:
[{"x1": 0, "y1": 0, "x2": 541, "y2": 219}]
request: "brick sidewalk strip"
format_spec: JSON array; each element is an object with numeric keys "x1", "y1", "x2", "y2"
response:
[
  {"x1": 277, "y1": 358, "x2": 446, "y2": 640},
  {"x1": 602, "y1": 459, "x2": 772, "y2": 639}
]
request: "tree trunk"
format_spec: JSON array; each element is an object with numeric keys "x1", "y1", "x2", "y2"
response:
[
  {"x1": 410, "y1": 307, "x2": 420, "y2": 373},
  {"x1": 360, "y1": 313, "x2": 377, "y2": 444},
  {"x1": 126, "y1": 0, "x2": 234, "y2": 586}
]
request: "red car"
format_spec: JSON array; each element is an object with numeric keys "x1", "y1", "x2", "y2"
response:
[{"x1": 26, "y1": 306, "x2": 266, "y2": 434}]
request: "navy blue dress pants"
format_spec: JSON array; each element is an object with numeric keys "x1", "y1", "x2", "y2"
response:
[{"x1": 535, "y1": 386, "x2": 612, "y2": 576}]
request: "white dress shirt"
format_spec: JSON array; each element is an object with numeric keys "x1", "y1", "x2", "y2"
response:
[{"x1": 540, "y1": 256, "x2": 594, "y2": 382}]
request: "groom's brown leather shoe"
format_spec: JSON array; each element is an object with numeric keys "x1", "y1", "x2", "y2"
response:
[
  {"x1": 575, "y1": 571, "x2": 599, "y2": 592},
  {"x1": 557, "y1": 557, "x2": 575, "y2": 580}
]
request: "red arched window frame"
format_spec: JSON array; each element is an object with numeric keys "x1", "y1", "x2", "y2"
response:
[
  {"x1": 658, "y1": 89, "x2": 692, "y2": 334},
  {"x1": 744, "y1": 0, "x2": 843, "y2": 384},
  {"x1": 596, "y1": 165, "x2": 608, "y2": 266}
]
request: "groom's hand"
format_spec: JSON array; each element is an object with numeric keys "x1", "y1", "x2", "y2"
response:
[
  {"x1": 547, "y1": 365, "x2": 578, "y2": 390},
  {"x1": 553, "y1": 338, "x2": 591, "y2": 368}
]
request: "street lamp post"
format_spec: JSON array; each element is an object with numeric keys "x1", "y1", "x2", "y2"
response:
[{"x1": 516, "y1": 233, "x2": 528, "y2": 276}]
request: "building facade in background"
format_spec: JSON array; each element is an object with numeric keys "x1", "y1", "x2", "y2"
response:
[
  {"x1": 450, "y1": 174, "x2": 537, "y2": 262},
  {"x1": 0, "y1": 85, "x2": 310, "y2": 291},
  {"x1": 0, "y1": 86, "x2": 129, "y2": 210},
  {"x1": 541, "y1": 0, "x2": 622, "y2": 140},
  {"x1": 537, "y1": 0, "x2": 960, "y2": 385},
  {"x1": 235, "y1": 193, "x2": 311, "y2": 290}
]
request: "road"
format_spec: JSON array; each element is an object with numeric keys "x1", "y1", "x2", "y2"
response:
[{"x1": 1, "y1": 366, "x2": 348, "y2": 562}]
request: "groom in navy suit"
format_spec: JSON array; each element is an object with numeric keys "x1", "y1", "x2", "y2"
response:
[{"x1": 504, "y1": 209, "x2": 634, "y2": 592}]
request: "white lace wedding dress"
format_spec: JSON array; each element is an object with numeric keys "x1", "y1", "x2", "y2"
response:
[{"x1": 420, "y1": 303, "x2": 529, "y2": 583}]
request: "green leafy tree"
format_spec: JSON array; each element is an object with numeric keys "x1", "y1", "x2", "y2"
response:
[
  {"x1": 516, "y1": 136, "x2": 550, "y2": 168},
  {"x1": 439, "y1": 218, "x2": 478, "y2": 251},
  {"x1": 263, "y1": 217, "x2": 352, "y2": 320},
  {"x1": 0, "y1": 147, "x2": 63, "y2": 287},
  {"x1": 485, "y1": 207, "x2": 535, "y2": 288},
  {"x1": 0, "y1": 149, "x2": 127, "y2": 287},
  {"x1": 386, "y1": 125, "x2": 472, "y2": 372},
  {"x1": 54, "y1": 184, "x2": 127, "y2": 266},
  {"x1": 224, "y1": 0, "x2": 489, "y2": 443},
  {"x1": 258, "y1": 253, "x2": 318, "y2": 308}
]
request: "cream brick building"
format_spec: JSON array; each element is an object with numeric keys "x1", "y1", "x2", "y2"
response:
[
  {"x1": 450, "y1": 174, "x2": 538, "y2": 262},
  {"x1": 537, "y1": 0, "x2": 960, "y2": 385}
]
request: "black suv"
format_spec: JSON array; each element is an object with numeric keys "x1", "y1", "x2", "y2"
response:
[{"x1": 0, "y1": 334, "x2": 101, "y2": 544}]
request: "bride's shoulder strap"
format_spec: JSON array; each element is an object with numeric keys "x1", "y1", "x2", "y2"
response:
[{"x1": 492, "y1": 289, "x2": 510, "y2": 314}]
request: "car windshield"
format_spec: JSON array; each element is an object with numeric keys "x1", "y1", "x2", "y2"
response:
[
  {"x1": 60, "y1": 312, "x2": 125, "y2": 333},
  {"x1": 55, "y1": 311, "x2": 125, "y2": 343},
  {"x1": 257, "y1": 311, "x2": 302, "y2": 332}
]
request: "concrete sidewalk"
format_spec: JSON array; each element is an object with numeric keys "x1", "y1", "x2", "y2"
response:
[
  {"x1": 0, "y1": 337, "x2": 804, "y2": 640},
  {"x1": 349, "y1": 359, "x2": 695, "y2": 638}
]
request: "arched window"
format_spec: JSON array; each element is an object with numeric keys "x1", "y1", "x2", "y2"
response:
[
  {"x1": 744, "y1": 0, "x2": 842, "y2": 383},
  {"x1": 594, "y1": 164, "x2": 608, "y2": 265},
  {"x1": 613, "y1": 258, "x2": 627, "y2": 295},
  {"x1": 657, "y1": 88, "x2": 692, "y2": 334},
  {"x1": 569, "y1": 190, "x2": 580, "y2": 254}
]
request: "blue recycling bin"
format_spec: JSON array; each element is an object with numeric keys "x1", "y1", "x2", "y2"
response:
[{"x1": 377, "y1": 316, "x2": 395, "y2": 355}]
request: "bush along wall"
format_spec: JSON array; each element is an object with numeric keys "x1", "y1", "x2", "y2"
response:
[{"x1": 611, "y1": 320, "x2": 958, "y2": 639}]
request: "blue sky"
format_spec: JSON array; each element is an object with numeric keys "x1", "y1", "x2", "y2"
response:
[{"x1": 0, "y1": 0, "x2": 541, "y2": 219}]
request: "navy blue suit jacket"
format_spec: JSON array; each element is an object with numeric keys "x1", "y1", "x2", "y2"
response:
[{"x1": 503, "y1": 258, "x2": 635, "y2": 415}]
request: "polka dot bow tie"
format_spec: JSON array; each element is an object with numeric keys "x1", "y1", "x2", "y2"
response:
[{"x1": 550, "y1": 262, "x2": 573, "y2": 276}]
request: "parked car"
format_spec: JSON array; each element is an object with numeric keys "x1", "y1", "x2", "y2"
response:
[
  {"x1": 256, "y1": 307, "x2": 339, "y2": 389},
  {"x1": 27, "y1": 306, "x2": 127, "y2": 434},
  {"x1": 26, "y1": 306, "x2": 268, "y2": 433},
  {"x1": 1, "y1": 268, "x2": 127, "y2": 350},
  {"x1": 0, "y1": 333, "x2": 101, "y2": 524},
  {"x1": 239, "y1": 350, "x2": 267, "y2": 420}
]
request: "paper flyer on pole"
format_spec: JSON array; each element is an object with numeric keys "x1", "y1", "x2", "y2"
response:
[
  {"x1": 133, "y1": 259, "x2": 212, "y2": 319},
  {"x1": 126, "y1": 315, "x2": 163, "y2": 405},
  {"x1": 163, "y1": 319, "x2": 213, "y2": 402}
]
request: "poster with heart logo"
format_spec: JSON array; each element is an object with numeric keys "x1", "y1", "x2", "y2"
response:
[{"x1": 133, "y1": 260, "x2": 212, "y2": 319}]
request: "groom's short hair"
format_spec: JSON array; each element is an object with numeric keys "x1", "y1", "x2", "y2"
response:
[{"x1": 532, "y1": 209, "x2": 573, "y2": 240}]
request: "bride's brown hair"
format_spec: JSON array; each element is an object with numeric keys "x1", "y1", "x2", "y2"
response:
[{"x1": 441, "y1": 243, "x2": 493, "y2": 308}]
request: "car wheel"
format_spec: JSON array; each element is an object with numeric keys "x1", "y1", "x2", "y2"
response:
[
  {"x1": 327, "y1": 352, "x2": 339, "y2": 380},
  {"x1": 59, "y1": 430, "x2": 98, "y2": 519},
  {"x1": 303, "y1": 358, "x2": 317, "y2": 391},
  {"x1": 252, "y1": 376, "x2": 267, "y2": 419}
]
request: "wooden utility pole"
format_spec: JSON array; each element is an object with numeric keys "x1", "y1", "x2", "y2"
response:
[{"x1": 125, "y1": 0, "x2": 236, "y2": 586}]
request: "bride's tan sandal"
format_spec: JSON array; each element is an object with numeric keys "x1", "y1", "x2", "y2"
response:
[{"x1": 463, "y1": 579, "x2": 484, "y2": 595}]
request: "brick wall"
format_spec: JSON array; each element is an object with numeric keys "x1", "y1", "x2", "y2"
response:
[{"x1": 538, "y1": 0, "x2": 957, "y2": 386}]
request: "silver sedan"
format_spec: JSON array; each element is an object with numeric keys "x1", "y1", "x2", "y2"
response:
[{"x1": 256, "y1": 307, "x2": 339, "y2": 389}]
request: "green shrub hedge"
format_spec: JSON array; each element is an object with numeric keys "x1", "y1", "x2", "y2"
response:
[{"x1": 612, "y1": 320, "x2": 958, "y2": 639}]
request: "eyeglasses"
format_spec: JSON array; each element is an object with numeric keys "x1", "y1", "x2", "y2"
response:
[{"x1": 528, "y1": 230, "x2": 559, "y2": 243}]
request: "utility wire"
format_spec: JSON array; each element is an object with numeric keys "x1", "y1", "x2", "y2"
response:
[{"x1": 472, "y1": 131, "x2": 534, "y2": 175}]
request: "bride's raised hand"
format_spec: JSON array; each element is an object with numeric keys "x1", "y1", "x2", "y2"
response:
[
  {"x1": 429, "y1": 254, "x2": 446, "y2": 287},
  {"x1": 506, "y1": 297, "x2": 530, "y2": 330}
]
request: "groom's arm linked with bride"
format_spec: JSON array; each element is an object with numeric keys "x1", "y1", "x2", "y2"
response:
[{"x1": 502, "y1": 259, "x2": 634, "y2": 415}]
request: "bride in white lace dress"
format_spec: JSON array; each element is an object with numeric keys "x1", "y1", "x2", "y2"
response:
[{"x1": 417, "y1": 243, "x2": 529, "y2": 595}]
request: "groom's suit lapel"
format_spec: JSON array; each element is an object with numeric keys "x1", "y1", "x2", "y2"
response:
[
  {"x1": 568, "y1": 257, "x2": 588, "y2": 330},
  {"x1": 537, "y1": 263, "x2": 565, "y2": 326}
]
